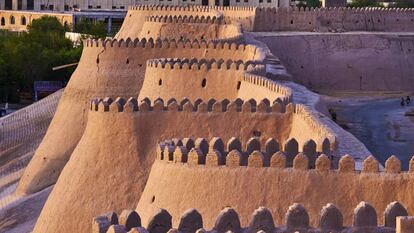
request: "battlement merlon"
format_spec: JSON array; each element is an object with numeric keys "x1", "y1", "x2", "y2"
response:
[
  {"x1": 156, "y1": 136, "x2": 413, "y2": 174},
  {"x1": 89, "y1": 97, "x2": 290, "y2": 114},
  {"x1": 156, "y1": 136, "x2": 334, "y2": 167},
  {"x1": 82, "y1": 38, "x2": 264, "y2": 55},
  {"x1": 145, "y1": 58, "x2": 261, "y2": 71},
  {"x1": 93, "y1": 201, "x2": 410, "y2": 233},
  {"x1": 144, "y1": 15, "x2": 224, "y2": 24}
]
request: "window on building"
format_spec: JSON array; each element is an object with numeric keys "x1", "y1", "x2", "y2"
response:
[
  {"x1": 21, "y1": 16, "x2": 26, "y2": 25},
  {"x1": 97, "y1": 5, "x2": 101, "y2": 8},
  {"x1": 236, "y1": 0, "x2": 240, "y2": 2},
  {"x1": 112, "y1": 6, "x2": 117, "y2": 9},
  {"x1": 244, "y1": 0, "x2": 248, "y2": 2},
  {"x1": 88, "y1": 5, "x2": 92, "y2": 8},
  {"x1": 40, "y1": 4, "x2": 45, "y2": 10},
  {"x1": 73, "y1": 4, "x2": 78, "y2": 8},
  {"x1": 120, "y1": 6, "x2": 125, "y2": 9},
  {"x1": 1, "y1": 17, "x2": 5, "y2": 26},
  {"x1": 64, "y1": 4, "x2": 69, "y2": 11},
  {"x1": 183, "y1": 0, "x2": 187, "y2": 2},
  {"x1": 267, "y1": 0, "x2": 271, "y2": 2},
  {"x1": 259, "y1": 0, "x2": 263, "y2": 2},
  {"x1": 5, "y1": 0, "x2": 12, "y2": 10},
  {"x1": 49, "y1": 4, "x2": 54, "y2": 10},
  {"x1": 10, "y1": 16, "x2": 15, "y2": 25},
  {"x1": 27, "y1": 0, "x2": 34, "y2": 10}
]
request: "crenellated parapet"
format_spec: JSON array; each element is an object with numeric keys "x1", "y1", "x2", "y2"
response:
[
  {"x1": 146, "y1": 58, "x2": 260, "y2": 71},
  {"x1": 83, "y1": 37, "x2": 247, "y2": 49},
  {"x1": 81, "y1": 38, "x2": 264, "y2": 62},
  {"x1": 128, "y1": 4, "x2": 256, "y2": 13},
  {"x1": 156, "y1": 136, "x2": 334, "y2": 168},
  {"x1": 156, "y1": 137, "x2": 414, "y2": 174},
  {"x1": 93, "y1": 201, "x2": 409, "y2": 233},
  {"x1": 89, "y1": 97, "x2": 288, "y2": 114},
  {"x1": 144, "y1": 15, "x2": 225, "y2": 24},
  {"x1": 242, "y1": 73, "x2": 292, "y2": 104},
  {"x1": 254, "y1": 6, "x2": 414, "y2": 32},
  {"x1": 293, "y1": 104, "x2": 337, "y2": 151}
]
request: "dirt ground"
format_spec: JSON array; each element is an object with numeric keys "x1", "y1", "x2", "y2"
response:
[
  {"x1": 321, "y1": 91, "x2": 414, "y2": 170},
  {"x1": 0, "y1": 186, "x2": 52, "y2": 233}
]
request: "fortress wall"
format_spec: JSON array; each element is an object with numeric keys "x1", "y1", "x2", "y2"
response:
[
  {"x1": 237, "y1": 73, "x2": 293, "y2": 103},
  {"x1": 256, "y1": 33, "x2": 414, "y2": 91},
  {"x1": 253, "y1": 7, "x2": 414, "y2": 32},
  {"x1": 136, "y1": 156, "x2": 414, "y2": 229},
  {"x1": 32, "y1": 99, "x2": 296, "y2": 233},
  {"x1": 289, "y1": 104, "x2": 337, "y2": 152},
  {"x1": 139, "y1": 20, "x2": 242, "y2": 41},
  {"x1": 16, "y1": 39, "x2": 265, "y2": 196},
  {"x1": 138, "y1": 59, "x2": 251, "y2": 101},
  {"x1": 116, "y1": 6, "x2": 220, "y2": 39}
]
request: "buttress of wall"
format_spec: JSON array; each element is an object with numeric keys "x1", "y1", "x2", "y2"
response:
[
  {"x1": 115, "y1": 7, "x2": 220, "y2": 39},
  {"x1": 138, "y1": 60, "x2": 246, "y2": 101},
  {"x1": 139, "y1": 21, "x2": 242, "y2": 41},
  {"x1": 32, "y1": 103, "x2": 292, "y2": 233}
]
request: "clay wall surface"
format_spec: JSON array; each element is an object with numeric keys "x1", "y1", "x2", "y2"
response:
[
  {"x1": 139, "y1": 59, "x2": 256, "y2": 101},
  {"x1": 237, "y1": 73, "x2": 292, "y2": 105},
  {"x1": 116, "y1": 5, "x2": 257, "y2": 38},
  {"x1": 139, "y1": 16, "x2": 242, "y2": 41},
  {"x1": 116, "y1": 6, "x2": 221, "y2": 38},
  {"x1": 0, "y1": 10, "x2": 72, "y2": 31},
  {"x1": 253, "y1": 7, "x2": 414, "y2": 32},
  {"x1": 136, "y1": 156, "x2": 414, "y2": 229},
  {"x1": 255, "y1": 32, "x2": 414, "y2": 91},
  {"x1": 289, "y1": 105, "x2": 336, "y2": 153},
  {"x1": 32, "y1": 99, "x2": 298, "y2": 233},
  {"x1": 16, "y1": 39, "x2": 266, "y2": 196}
]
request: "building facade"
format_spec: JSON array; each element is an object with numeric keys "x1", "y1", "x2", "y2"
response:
[{"x1": 0, "y1": 0, "x2": 280, "y2": 11}]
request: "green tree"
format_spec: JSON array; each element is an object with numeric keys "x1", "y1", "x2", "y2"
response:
[
  {"x1": 348, "y1": 0, "x2": 381, "y2": 7},
  {"x1": 395, "y1": 0, "x2": 414, "y2": 7},
  {"x1": 0, "y1": 16, "x2": 82, "y2": 102},
  {"x1": 74, "y1": 18, "x2": 107, "y2": 39}
]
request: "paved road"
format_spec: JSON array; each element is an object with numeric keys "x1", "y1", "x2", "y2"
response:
[{"x1": 338, "y1": 98, "x2": 414, "y2": 170}]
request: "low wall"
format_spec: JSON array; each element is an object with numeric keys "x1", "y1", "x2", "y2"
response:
[
  {"x1": 254, "y1": 7, "x2": 414, "y2": 32},
  {"x1": 93, "y1": 202, "x2": 409, "y2": 233},
  {"x1": 256, "y1": 32, "x2": 414, "y2": 91},
  {"x1": 136, "y1": 155, "x2": 414, "y2": 229}
]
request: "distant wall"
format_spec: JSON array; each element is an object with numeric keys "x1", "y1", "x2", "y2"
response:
[
  {"x1": 256, "y1": 33, "x2": 414, "y2": 91},
  {"x1": 253, "y1": 7, "x2": 414, "y2": 32}
]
